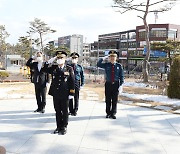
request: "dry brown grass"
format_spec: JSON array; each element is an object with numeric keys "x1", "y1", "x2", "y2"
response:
[
  {"x1": 0, "y1": 79, "x2": 179, "y2": 113},
  {"x1": 83, "y1": 80, "x2": 179, "y2": 114}
]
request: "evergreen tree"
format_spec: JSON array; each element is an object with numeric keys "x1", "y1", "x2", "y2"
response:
[{"x1": 167, "y1": 56, "x2": 180, "y2": 99}]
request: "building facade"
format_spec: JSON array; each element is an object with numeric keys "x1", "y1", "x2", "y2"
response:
[
  {"x1": 49, "y1": 40, "x2": 58, "y2": 48},
  {"x1": 6, "y1": 55, "x2": 25, "y2": 72},
  {"x1": 81, "y1": 43, "x2": 91, "y2": 67},
  {"x1": 58, "y1": 34, "x2": 83, "y2": 56},
  {"x1": 91, "y1": 23, "x2": 180, "y2": 70}
]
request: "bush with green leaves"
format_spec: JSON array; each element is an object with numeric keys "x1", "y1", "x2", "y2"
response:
[
  {"x1": 0, "y1": 71, "x2": 9, "y2": 81},
  {"x1": 167, "y1": 56, "x2": 180, "y2": 99}
]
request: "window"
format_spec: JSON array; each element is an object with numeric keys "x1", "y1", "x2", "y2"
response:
[
  {"x1": 11, "y1": 60, "x2": 18, "y2": 65},
  {"x1": 121, "y1": 34, "x2": 127, "y2": 40},
  {"x1": 129, "y1": 60, "x2": 136, "y2": 65},
  {"x1": 150, "y1": 30, "x2": 167, "y2": 37},
  {"x1": 139, "y1": 31, "x2": 146, "y2": 38},
  {"x1": 128, "y1": 42, "x2": 136, "y2": 48},
  {"x1": 129, "y1": 32, "x2": 136, "y2": 39},
  {"x1": 168, "y1": 30, "x2": 177, "y2": 40},
  {"x1": 120, "y1": 42, "x2": 127, "y2": 48}
]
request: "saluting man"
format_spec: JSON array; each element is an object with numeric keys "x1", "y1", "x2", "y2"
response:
[
  {"x1": 69, "y1": 52, "x2": 84, "y2": 116},
  {"x1": 97, "y1": 50, "x2": 124, "y2": 119},
  {"x1": 43, "y1": 50, "x2": 75, "y2": 135},
  {"x1": 26, "y1": 51, "x2": 49, "y2": 113}
]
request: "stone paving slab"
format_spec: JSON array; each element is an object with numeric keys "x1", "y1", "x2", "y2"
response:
[
  {"x1": 0, "y1": 97, "x2": 180, "y2": 154},
  {"x1": 135, "y1": 102, "x2": 152, "y2": 107},
  {"x1": 174, "y1": 109, "x2": 180, "y2": 114},
  {"x1": 154, "y1": 105, "x2": 173, "y2": 111}
]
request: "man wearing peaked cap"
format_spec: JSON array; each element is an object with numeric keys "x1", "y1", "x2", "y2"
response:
[
  {"x1": 108, "y1": 50, "x2": 118, "y2": 56},
  {"x1": 56, "y1": 50, "x2": 68, "y2": 57},
  {"x1": 70, "y1": 52, "x2": 79, "y2": 58},
  {"x1": 42, "y1": 50, "x2": 75, "y2": 135},
  {"x1": 68, "y1": 52, "x2": 84, "y2": 116},
  {"x1": 97, "y1": 50, "x2": 124, "y2": 119}
]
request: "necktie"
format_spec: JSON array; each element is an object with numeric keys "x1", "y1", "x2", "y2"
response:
[{"x1": 111, "y1": 64, "x2": 115, "y2": 82}]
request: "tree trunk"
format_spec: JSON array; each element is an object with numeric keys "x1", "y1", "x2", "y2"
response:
[
  {"x1": 39, "y1": 33, "x2": 44, "y2": 52},
  {"x1": 142, "y1": 0, "x2": 150, "y2": 82},
  {"x1": 168, "y1": 50, "x2": 172, "y2": 66}
]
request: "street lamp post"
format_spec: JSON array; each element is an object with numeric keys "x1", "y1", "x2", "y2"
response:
[
  {"x1": 154, "y1": 10, "x2": 158, "y2": 24},
  {"x1": 5, "y1": 46, "x2": 7, "y2": 70},
  {"x1": 97, "y1": 40, "x2": 99, "y2": 75}
]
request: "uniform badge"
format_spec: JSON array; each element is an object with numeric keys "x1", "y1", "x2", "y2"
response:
[{"x1": 64, "y1": 71, "x2": 69, "y2": 76}]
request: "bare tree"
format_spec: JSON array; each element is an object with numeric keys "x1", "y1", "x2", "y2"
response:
[
  {"x1": 29, "y1": 18, "x2": 56, "y2": 53},
  {"x1": 113, "y1": 0, "x2": 179, "y2": 82},
  {"x1": 0, "y1": 25, "x2": 10, "y2": 68},
  {"x1": 0, "y1": 25, "x2": 10, "y2": 52}
]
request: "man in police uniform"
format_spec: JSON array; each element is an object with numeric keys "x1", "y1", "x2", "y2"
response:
[
  {"x1": 26, "y1": 51, "x2": 49, "y2": 113},
  {"x1": 69, "y1": 52, "x2": 84, "y2": 116},
  {"x1": 97, "y1": 50, "x2": 124, "y2": 119},
  {"x1": 42, "y1": 50, "x2": 75, "y2": 135}
]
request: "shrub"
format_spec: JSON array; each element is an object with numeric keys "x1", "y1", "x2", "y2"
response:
[
  {"x1": 0, "y1": 71, "x2": 9, "y2": 81},
  {"x1": 167, "y1": 56, "x2": 180, "y2": 99}
]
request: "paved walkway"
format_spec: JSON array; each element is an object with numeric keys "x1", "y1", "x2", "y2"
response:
[{"x1": 0, "y1": 88, "x2": 180, "y2": 154}]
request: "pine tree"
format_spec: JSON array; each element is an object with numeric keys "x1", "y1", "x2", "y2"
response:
[{"x1": 167, "y1": 56, "x2": 180, "y2": 99}]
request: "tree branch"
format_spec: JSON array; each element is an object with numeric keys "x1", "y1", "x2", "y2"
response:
[{"x1": 137, "y1": 15, "x2": 143, "y2": 19}]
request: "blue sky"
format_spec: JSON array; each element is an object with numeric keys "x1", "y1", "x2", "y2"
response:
[{"x1": 1, "y1": 0, "x2": 180, "y2": 45}]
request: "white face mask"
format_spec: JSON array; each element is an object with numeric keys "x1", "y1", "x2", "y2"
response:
[
  {"x1": 57, "y1": 59, "x2": 65, "y2": 65},
  {"x1": 72, "y1": 59, "x2": 78, "y2": 64},
  {"x1": 37, "y1": 56, "x2": 43, "y2": 62}
]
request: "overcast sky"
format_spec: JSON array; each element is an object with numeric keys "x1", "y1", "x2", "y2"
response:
[{"x1": 1, "y1": 0, "x2": 180, "y2": 45}]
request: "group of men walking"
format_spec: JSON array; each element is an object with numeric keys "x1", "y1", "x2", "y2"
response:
[{"x1": 26, "y1": 50, "x2": 124, "y2": 135}]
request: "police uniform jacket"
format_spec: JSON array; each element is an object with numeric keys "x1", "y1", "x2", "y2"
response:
[
  {"x1": 97, "y1": 58, "x2": 124, "y2": 86},
  {"x1": 70, "y1": 64, "x2": 84, "y2": 87},
  {"x1": 26, "y1": 58, "x2": 49, "y2": 86},
  {"x1": 42, "y1": 63, "x2": 75, "y2": 98}
]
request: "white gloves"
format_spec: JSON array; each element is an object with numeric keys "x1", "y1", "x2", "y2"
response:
[
  {"x1": 48, "y1": 57, "x2": 56, "y2": 64},
  {"x1": 102, "y1": 56, "x2": 109, "y2": 61},
  {"x1": 118, "y1": 86, "x2": 123, "y2": 94},
  {"x1": 46, "y1": 83, "x2": 49, "y2": 87},
  {"x1": 31, "y1": 56, "x2": 37, "y2": 62},
  {"x1": 68, "y1": 95, "x2": 74, "y2": 99}
]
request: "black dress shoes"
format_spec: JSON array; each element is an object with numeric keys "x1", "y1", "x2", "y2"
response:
[
  {"x1": 59, "y1": 127, "x2": 67, "y2": 135},
  {"x1": 106, "y1": 115, "x2": 110, "y2": 118},
  {"x1": 111, "y1": 115, "x2": 116, "y2": 119},
  {"x1": 53, "y1": 128, "x2": 59, "y2": 134},
  {"x1": 34, "y1": 109, "x2": 41, "y2": 112},
  {"x1": 69, "y1": 112, "x2": 77, "y2": 116},
  {"x1": 34, "y1": 109, "x2": 45, "y2": 113},
  {"x1": 40, "y1": 109, "x2": 45, "y2": 113},
  {"x1": 72, "y1": 112, "x2": 77, "y2": 116}
]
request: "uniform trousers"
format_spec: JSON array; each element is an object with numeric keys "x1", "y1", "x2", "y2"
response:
[
  {"x1": 69, "y1": 81, "x2": 80, "y2": 114},
  {"x1": 34, "y1": 83, "x2": 47, "y2": 110},
  {"x1": 105, "y1": 81, "x2": 119, "y2": 116},
  {"x1": 53, "y1": 96, "x2": 69, "y2": 129}
]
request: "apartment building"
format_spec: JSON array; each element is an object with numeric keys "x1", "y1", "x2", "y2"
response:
[{"x1": 58, "y1": 34, "x2": 83, "y2": 56}]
